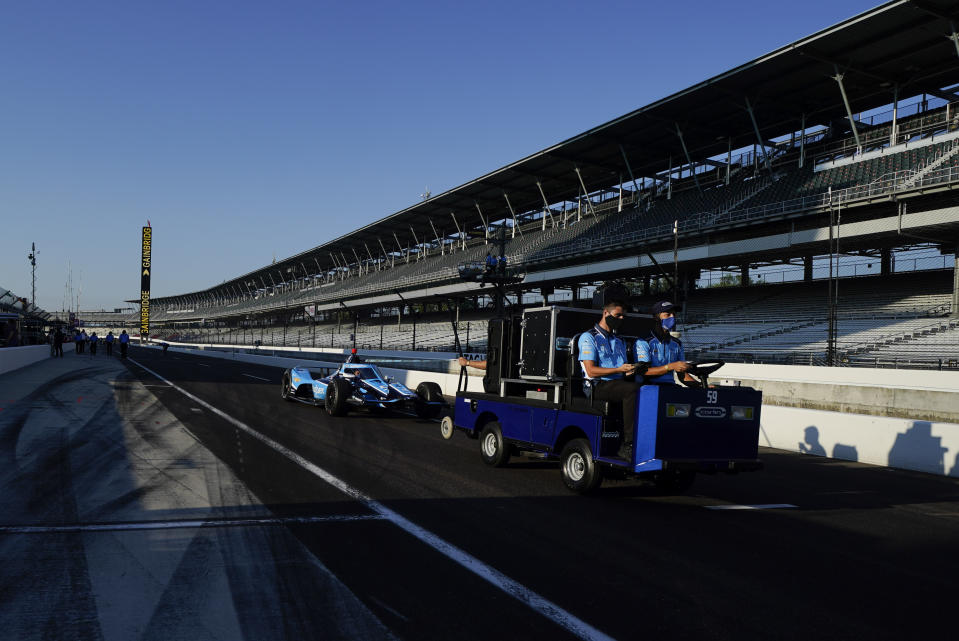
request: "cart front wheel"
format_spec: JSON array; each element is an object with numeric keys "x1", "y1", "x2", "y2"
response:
[
  {"x1": 479, "y1": 422, "x2": 510, "y2": 467},
  {"x1": 559, "y1": 438, "x2": 603, "y2": 494}
]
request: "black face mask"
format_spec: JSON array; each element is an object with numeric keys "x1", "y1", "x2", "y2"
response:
[{"x1": 605, "y1": 314, "x2": 623, "y2": 332}]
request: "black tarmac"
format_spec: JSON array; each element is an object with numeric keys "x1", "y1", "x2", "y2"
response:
[{"x1": 1, "y1": 345, "x2": 957, "y2": 640}]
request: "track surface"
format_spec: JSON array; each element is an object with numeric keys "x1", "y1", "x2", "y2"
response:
[{"x1": 5, "y1": 346, "x2": 959, "y2": 640}]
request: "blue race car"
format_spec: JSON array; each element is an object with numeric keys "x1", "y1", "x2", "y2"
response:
[{"x1": 280, "y1": 359, "x2": 445, "y2": 419}]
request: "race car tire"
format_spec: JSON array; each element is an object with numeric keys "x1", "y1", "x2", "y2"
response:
[
  {"x1": 326, "y1": 378, "x2": 351, "y2": 417},
  {"x1": 653, "y1": 470, "x2": 695, "y2": 495},
  {"x1": 281, "y1": 371, "x2": 294, "y2": 401},
  {"x1": 414, "y1": 382, "x2": 443, "y2": 420},
  {"x1": 559, "y1": 438, "x2": 603, "y2": 494},
  {"x1": 479, "y1": 422, "x2": 510, "y2": 467}
]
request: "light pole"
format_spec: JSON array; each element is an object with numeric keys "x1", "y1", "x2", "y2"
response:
[{"x1": 27, "y1": 243, "x2": 37, "y2": 308}]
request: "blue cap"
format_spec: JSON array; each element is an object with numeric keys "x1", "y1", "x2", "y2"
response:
[{"x1": 650, "y1": 301, "x2": 680, "y2": 315}]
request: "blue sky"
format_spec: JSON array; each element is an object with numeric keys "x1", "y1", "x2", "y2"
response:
[{"x1": 0, "y1": 0, "x2": 881, "y2": 311}]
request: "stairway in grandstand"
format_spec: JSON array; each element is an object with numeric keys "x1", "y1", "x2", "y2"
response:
[
  {"x1": 842, "y1": 316, "x2": 959, "y2": 356},
  {"x1": 899, "y1": 138, "x2": 959, "y2": 188}
]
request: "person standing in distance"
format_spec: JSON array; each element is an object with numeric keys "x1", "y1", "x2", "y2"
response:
[
  {"x1": 53, "y1": 327, "x2": 64, "y2": 357},
  {"x1": 105, "y1": 331, "x2": 115, "y2": 356},
  {"x1": 119, "y1": 329, "x2": 129, "y2": 358}
]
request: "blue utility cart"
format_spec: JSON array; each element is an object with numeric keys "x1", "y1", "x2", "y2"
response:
[{"x1": 442, "y1": 307, "x2": 763, "y2": 493}]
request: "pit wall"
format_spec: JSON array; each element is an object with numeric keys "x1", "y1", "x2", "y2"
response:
[
  {"x1": 0, "y1": 343, "x2": 76, "y2": 376},
  {"x1": 140, "y1": 343, "x2": 959, "y2": 478},
  {"x1": 714, "y1": 364, "x2": 959, "y2": 477}
]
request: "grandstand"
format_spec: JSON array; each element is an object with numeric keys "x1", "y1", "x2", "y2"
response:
[
  {"x1": 113, "y1": 1, "x2": 959, "y2": 369},
  {"x1": 0, "y1": 285, "x2": 52, "y2": 346}
]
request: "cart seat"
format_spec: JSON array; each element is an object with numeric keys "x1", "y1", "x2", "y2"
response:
[{"x1": 569, "y1": 332, "x2": 622, "y2": 419}]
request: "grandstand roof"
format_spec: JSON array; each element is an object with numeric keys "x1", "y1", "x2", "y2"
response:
[{"x1": 158, "y1": 0, "x2": 959, "y2": 303}]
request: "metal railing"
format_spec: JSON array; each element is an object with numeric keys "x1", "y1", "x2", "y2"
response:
[
  {"x1": 520, "y1": 162, "x2": 959, "y2": 266},
  {"x1": 154, "y1": 139, "x2": 959, "y2": 322}
]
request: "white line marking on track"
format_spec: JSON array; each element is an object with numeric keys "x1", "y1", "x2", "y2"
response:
[
  {"x1": 197, "y1": 363, "x2": 210, "y2": 367},
  {"x1": 368, "y1": 596, "x2": 410, "y2": 622},
  {"x1": 190, "y1": 407, "x2": 203, "y2": 413},
  {"x1": 241, "y1": 373, "x2": 270, "y2": 382},
  {"x1": 0, "y1": 514, "x2": 384, "y2": 534},
  {"x1": 129, "y1": 358, "x2": 614, "y2": 641},
  {"x1": 705, "y1": 504, "x2": 798, "y2": 510}
]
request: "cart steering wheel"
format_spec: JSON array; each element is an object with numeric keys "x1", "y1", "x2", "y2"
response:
[{"x1": 674, "y1": 360, "x2": 725, "y2": 388}]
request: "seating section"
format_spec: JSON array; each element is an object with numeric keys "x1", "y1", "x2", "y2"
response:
[
  {"x1": 145, "y1": 127, "x2": 957, "y2": 323},
  {"x1": 101, "y1": 104, "x2": 959, "y2": 373},
  {"x1": 678, "y1": 271, "x2": 956, "y2": 367},
  {"x1": 146, "y1": 315, "x2": 492, "y2": 353}
]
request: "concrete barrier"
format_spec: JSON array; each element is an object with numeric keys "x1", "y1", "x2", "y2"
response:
[
  {"x1": 0, "y1": 343, "x2": 76, "y2": 376},
  {"x1": 713, "y1": 364, "x2": 959, "y2": 477},
  {"x1": 137, "y1": 344, "x2": 959, "y2": 477}
]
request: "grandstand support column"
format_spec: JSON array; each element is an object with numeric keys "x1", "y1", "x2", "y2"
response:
[
  {"x1": 667, "y1": 155, "x2": 673, "y2": 200},
  {"x1": 832, "y1": 67, "x2": 862, "y2": 151},
  {"x1": 329, "y1": 252, "x2": 340, "y2": 279},
  {"x1": 393, "y1": 233, "x2": 407, "y2": 264},
  {"x1": 952, "y1": 243, "x2": 959, "y2": 317},
  {"x1": 351, "y1": 248, "x2": 363, "y2": 274},
  {"x1": 674, "y1": 122, "x2": 703, "y2": 196},
  {"x1": 378, "y1": 238, "x2": 393, "y2": 268},
  {"x1": 881, "y1": 248, "x2": 892, "y2": 276},
  {"x1": 409, "y1": 226, "x2": 422, "y2": 260},
  {"x1": 891, "y1": 85, "x2": 899, "y2": 146},
  {"x1": 535, "y1": 182, "x2": 555, "y2": 230},
  {"x1": 799, "y1": 114, "x2": 806, "y2": 168},
  {"x1": 503, "y1": 192, "x2": 522, "y2": 238},
  {"x1": 744, "y1": 98, "x2": 771, "y2": 171},
  {"x1": 726, "y1": 138, "x2": 732, "y2": 184},
  {"x1": 475, "y1": 202, "x2": 490, "y2": 241},
  {"x1": 573, "y1": 168, "x2": 596, "y2": 217},
  {"x1": 618, "y1": 145, "x2": 642, "y2": 195},
  {"x1": 450, "y1": 212, "x2": 465, "y2": 250},
  {"x1": 429, "y1": 219, "x2": 444, "y2": 254},
  {"x1": 364, "y1": 243, "x2": 377, "y2": 270},
  {"x1": 804, "y1": 255, "x2": 814, "y2": 281},
  {"x1": 741, "y1": 264, "x2": 750, "y2": 287}
]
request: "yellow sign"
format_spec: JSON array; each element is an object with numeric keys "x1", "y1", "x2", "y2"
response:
[{"x1": 140, "y1": 227, "x2": 152, "y2": 338}]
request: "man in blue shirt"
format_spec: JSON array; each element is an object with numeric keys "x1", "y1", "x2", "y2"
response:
[
  {"x1": 118, "y1": 329, "x2": 130, "y2": 358},
  {"x1": 578, "y1": 300, "x2": 644, "y2": 459},
  {"x1": 635, "y1": 301, "x2": 691, "y2": 384}
]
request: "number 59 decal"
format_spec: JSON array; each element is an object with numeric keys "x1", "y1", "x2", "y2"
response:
[{"x1": 706, "y1": 390, "x2": 718, "y2": 404}]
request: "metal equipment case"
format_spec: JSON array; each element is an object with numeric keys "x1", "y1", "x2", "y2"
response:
[{"x1": 518, "y1": 306, "x2": 655, "y2": 381}]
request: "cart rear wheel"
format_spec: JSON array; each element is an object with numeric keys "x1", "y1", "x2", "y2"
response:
[
  {"x1": 440, "y1": 416, "x2": 454, "y2": 440},
  {"x1": 479, "y1": 422, "x2": 510, "y2": 467},
  {"x1": 559, "y1": 438, "x2": 603, "y2": 494}
]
